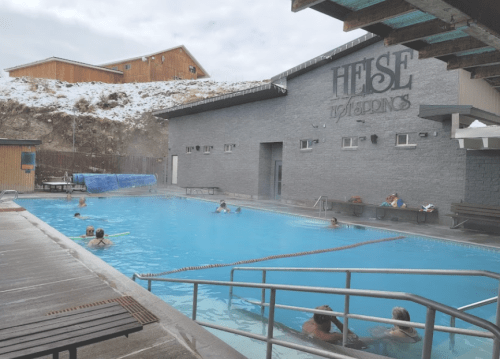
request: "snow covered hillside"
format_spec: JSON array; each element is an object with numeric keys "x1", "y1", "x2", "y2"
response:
[{"x1": 0, "y1": 74, "x2": 269, "y2": 123}]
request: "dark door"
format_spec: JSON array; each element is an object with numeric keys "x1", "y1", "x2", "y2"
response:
[{"x1": 274, "y1": 160, "x2": 282, "y2": 200}]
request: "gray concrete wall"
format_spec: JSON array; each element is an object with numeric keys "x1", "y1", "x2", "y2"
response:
[
  {"x1": 168, "y1": 42, "x2": 466, "y2": 223},
  {"x1": 465, "y1": 150, "x2": 500, "y2": 206}
]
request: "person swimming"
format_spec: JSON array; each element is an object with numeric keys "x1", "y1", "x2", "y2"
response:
[
  {"x1": 74, "y1": 213, "x2": 89, "y2": 220},
  {"x1": 235, "y1": 207, "x2": 241, "y2": 214},
  {"x1": 215, "y1": 200, "x2": 230, "y2": 213},
  {"x1": 79, "y1": 225, "x2": 95, "y2": 238},
  {"x1": 88, "y1": 228, "x2": 113, "y2": 247},
  {"x1": 78, "y1": 196, "x2": 87, "y2": 207},
  {"x1": 328, "y1": 217, "x2": 339, "y2": 228}
]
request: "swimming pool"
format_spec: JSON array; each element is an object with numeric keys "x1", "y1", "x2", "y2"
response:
[{"x1": 17, "y1": 196, "x2": 500, "y2": 358}]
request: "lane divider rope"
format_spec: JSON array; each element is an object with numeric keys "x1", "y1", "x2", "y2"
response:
[{"x1": 138, "y1": 235, "x2": 405, "y2": 278}]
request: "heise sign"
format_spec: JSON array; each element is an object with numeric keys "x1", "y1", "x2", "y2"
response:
[{"x1": 330, "y1": 49, "x2": 413, "y2": 120}]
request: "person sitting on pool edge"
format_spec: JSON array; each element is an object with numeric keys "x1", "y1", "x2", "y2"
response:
[
  {"x1": 302, "y1": 305, "x2": 362, "y2": 346},
  {"x1": 78, "y1": 196, "x2": 87, "y2": 207},
  {"x1": 88, "y1": 228, "x2": 113, "y2": 247},
  {"x1": 328, "y1": 217, "x2": 339, "y2": 228}
]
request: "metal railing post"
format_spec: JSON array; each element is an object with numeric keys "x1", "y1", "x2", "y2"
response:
[
  {"x1": 266, "y1": 289, "x2": 276, "y2": 359},
  {"x1": 493, "y1": 283, "x2": 500, "y2": 359},
  {"x1": 449, "y1": 316, "x2": 455, "y2": 352},
  {"x1": 193, "y1": 283, "x2": 198, "y2": 321},
  {"x1": 148, "y1": 279, "x2": 151, "y2": 292},
  {"x1": 261, "y1": 270, "x2": 267, "y2": 317},
  {"x1": 228, "y1": 269, "x2": 235, "y2": 310},
  {"x1": 343, "y1": 271, "x2": 351, "y2": 347},
  {"x1": 422, "y1": 307, "x2": 436, "y2": 359}
]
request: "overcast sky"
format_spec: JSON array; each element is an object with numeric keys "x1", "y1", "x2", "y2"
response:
[{"x1": 0, "y1": 0, "x2": 366, "y2": 81}]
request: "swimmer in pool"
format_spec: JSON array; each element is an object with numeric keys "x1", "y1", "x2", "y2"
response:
[
  {"x1": 302, "y1": 305, "x2": 360, "y2": 345},
  {"x1": 66, "y1": 193, "x2": 72, "y2": 201},
  {"x1": 215, "y1": 200, "x2": 230, "y2": 213},
  {"x1": 78, "y1": 196, "x2": 87, "y2": 207},
  {"x1": 328, "y1": 217, "x2": 339, "y2": 228},
  {"x1": 74, "y1": 213, "x2": 89, "y2": 220},
  {"x1": 367, "y1": 307, "x2": 422, "y2": 357},
  {"x1": 88, "y1": 228, "x2": 113, "y2": 247},
  {"x1": 235, "y1": 207, "x2": 241, "y2": 214},
  {"x1": 79, "y1": 225, "x2": 95, "y2": 238}
]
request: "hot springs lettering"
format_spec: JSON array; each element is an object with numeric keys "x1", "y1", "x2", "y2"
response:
[
  {"x1": 330, "y1": 49, "x2": 413, "y2": 119},
  {"x1": 331, "y1": 94, "x2": 411, "y2": 120}
]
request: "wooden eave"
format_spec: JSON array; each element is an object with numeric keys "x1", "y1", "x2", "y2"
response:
[{"x1": 292, "y1": 0, "x2": 500, "y2": 91}]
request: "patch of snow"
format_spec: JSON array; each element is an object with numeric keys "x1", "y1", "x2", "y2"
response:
[
  {"x1": 0, "y1": 76, "x2": 269, "y2": 122},
  {"x1": 469, "y1": 120, "x2": 487, "y2": 128}
]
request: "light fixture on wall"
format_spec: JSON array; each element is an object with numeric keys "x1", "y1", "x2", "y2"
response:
[
  {"x1": 311, "y1": 124, "x2": 318, "y2": 128},
  {"x1": 419, "y1": 132, "x2": 428, "y2": 137},
  {"x1": 313, "y1": 139, "x2": 319, "y2": 143},
  {"x1": 359, "y1": 136, "x2": 367, "y2": 141},
  {"x1": 371, "y1": 134, "x2": 378, "y2": 144},
  {"x1": 356, "y1": 119, "x2": 365, "y2": 123}
]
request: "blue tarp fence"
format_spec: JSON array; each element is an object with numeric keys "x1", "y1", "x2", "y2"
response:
[{"x1": 74, "y1": 173, "x2": 157, "y2": 193}]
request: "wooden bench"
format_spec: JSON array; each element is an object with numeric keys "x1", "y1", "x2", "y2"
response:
[
  {"x1": 42, "y1": 182, "x2": 86, "y2": 193},
  {"x1": 184, "y1": 186, "x2": 219, "y2": 195},
  {"x1": 449, "y1": 202, "x2": 500, "y2": 229},
  {"x1": 328, "y1": 200, "x2": 433, "y2": 224},
  {"x1": 0, "y1": 302, "x2": 142, "y2": 359}
]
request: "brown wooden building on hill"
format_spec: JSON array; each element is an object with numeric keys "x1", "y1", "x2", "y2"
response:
[{"x1": 4, "y1": 45, "x2": 209, "y2": 84}]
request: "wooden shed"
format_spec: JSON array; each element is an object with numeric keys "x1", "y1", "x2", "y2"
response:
[
  {"x1": 100, "y1": 45, "x2": 209, "y2": 82},
  {"x1": 5, "y1": 58, "x2": 123, "y2": 84},
  {"x1": 0, "y1": 139, "x2": 42, "y2": 193}
]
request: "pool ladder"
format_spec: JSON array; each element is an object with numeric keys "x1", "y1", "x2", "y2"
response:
[
  {"x1": 0, "y1": 190, "x2": 18, "y2": 203},
  {"x1": 314, "y1": 195, "x2": 331, "y2": 217}
]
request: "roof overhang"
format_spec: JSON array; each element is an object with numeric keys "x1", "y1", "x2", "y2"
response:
[
  {"x1": 153, "y1": 83, "x2": 286, "y2": 120},
  {"x1": 4, "y1": 57, "x2": 123, "y2": 74},
  {"x1": 292, "y1": 0, "x2": 500, "y2": 92},
  {"x1": 418, "y1": 105, "x2": 500, "y2": 126},
  {"x1": 0, "y1": 139, "x2": 42, "y2": 146}
]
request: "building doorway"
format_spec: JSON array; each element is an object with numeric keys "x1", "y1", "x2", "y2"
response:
[
  {"x1": 274, "y1": 160, "x2": 282, "y2": 200},
  {"x1": 171, "y1": 155, "x2": 178, "y2": 185},
  {"x1": 257, "y1": 142, "x2": 283, "y2": 199}
]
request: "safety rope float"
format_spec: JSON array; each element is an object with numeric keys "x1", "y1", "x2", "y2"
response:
[{"x1": 138, "y1": 235, "x2": 405, "y2": 278}]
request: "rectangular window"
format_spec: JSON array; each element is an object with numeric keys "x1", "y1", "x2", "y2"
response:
[
  {"x1": 186, "y1": 147, "x2": 192, "y2": 154},
  {"x1": 224, "y1": 144, "x2": 233, "y2": 153},
  {"x1": 124, "y1": 64, "x2": 131, "y2": 70},
  {"x1": 342, "y1": 137, "x2": 358, "y2": 148},
  {"x1": 396, "y1": 133, "x2": 416, "y2": 146},
  {"x1": 300, "y1": 140, "x2": 313, "y2": 150},
  {"x1": 111, "y1": 66, "x2": 118, "y2": 70},
  {"x1": 189, "y1": 65, "x2": 196, "y2": 73},
  {"x1": 203, "y1": 146, "x2": 211, "y2": 154}
]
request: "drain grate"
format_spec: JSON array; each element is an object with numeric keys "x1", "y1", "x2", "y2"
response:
[{"x1": 47, "y1": 296, "x2": 159, "y2": 325}]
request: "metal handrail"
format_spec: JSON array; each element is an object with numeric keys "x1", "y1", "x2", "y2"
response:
[
  {"x1": 230, "y1": 267, "x2": 500, "y2": 357},
  {"x1": 450, "y1": 296, "x2": 499, "y2": 351},
  {"x1": 0, "y1": 190, "x2": 18, "y2": 202},
  {"x1": 133, "y1": 273, "x2": 500, "y2": 359},
  {"x1": 314, "y1": 195, "x2": 328, "y2": 217}
]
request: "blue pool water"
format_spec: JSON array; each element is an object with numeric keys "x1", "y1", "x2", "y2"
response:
[{"x1": 17, "y1": 196, "x2": 500, "y2": 358}]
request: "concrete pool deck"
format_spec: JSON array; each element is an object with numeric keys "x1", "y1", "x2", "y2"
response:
[{"x1": 2, "y1": 186, "x2": 499, "y2": 358}]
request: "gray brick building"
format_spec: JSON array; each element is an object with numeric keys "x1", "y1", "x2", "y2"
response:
[{"x1": 154, "y1": 34, "x2": 500, "y2": 225}]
